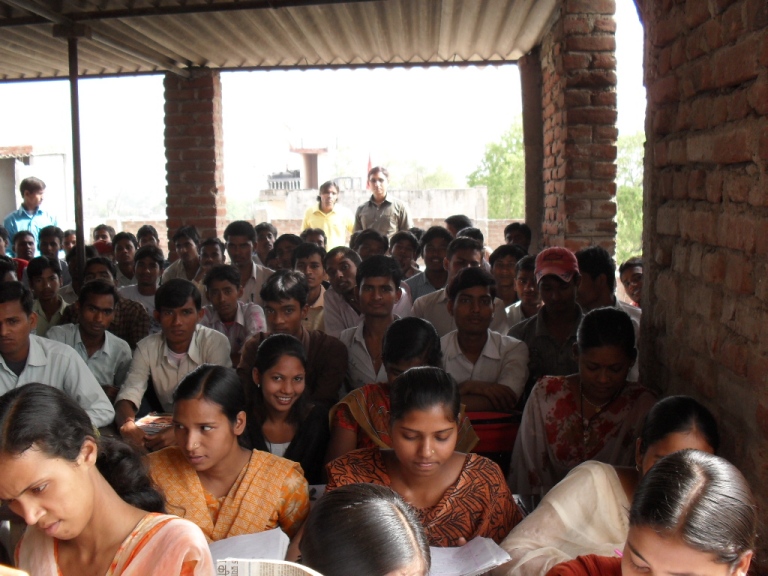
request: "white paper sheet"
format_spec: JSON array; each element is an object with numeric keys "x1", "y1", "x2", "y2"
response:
[{"x1": 429, "y1": 537, "x2": 512, "y2": 576}]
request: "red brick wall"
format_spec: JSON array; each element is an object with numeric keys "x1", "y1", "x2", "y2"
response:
[
  {"x1": 540, "y1": 0, "x2": 618, "y2": 253},
  {"x1": 638, "y1": 0, "x2": 768, "y2": 563},
  {"x1": 164, "y1": 68, "x2": 227, "y2": 254}
]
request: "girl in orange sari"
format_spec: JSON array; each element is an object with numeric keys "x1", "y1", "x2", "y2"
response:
[
  {"x1": 327, "y1": 366, "x2": 522, "y2": 547},
  {"x1": 149, "y1": 364, "x2": 309, "y2": 542},
  {"x1": 0, "y1": 384, "x2": 212, "y2": 576},
  {"x1": 327, "y1": 317, "x2": 478, "y2": 462}
]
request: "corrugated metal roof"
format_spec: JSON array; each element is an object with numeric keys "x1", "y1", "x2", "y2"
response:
[{"x1": 0, "y1": 0, "x2": 558, "y2": 81}]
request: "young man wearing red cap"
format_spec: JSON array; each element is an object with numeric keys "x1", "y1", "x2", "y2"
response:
[{"x1": 508, "y1": 246, "x2": 582, "y2": 406}]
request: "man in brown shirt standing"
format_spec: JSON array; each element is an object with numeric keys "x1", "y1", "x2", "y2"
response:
[{"x1": 353, "y1": 166, "x2": 412, "y2": 237}]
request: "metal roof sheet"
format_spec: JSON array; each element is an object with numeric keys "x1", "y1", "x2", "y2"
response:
[{"x1": 0, "y1": 0, "x2": 558, "y2": 81}]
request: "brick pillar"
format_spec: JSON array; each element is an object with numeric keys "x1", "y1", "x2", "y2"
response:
[
  {"x1": 539, "y1": 0, "x2": 618, "y2": 253},
  {"x1": 164, "y1": 68, "x2": 226, "y2": 249}
]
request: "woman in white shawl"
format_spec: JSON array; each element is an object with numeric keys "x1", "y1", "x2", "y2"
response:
[{"x1": 492, "y1": 396, "x2": 719, "y2": 576}]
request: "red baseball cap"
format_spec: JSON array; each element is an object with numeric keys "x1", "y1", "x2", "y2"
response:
[{"x1": 535, "y1": 247, "x2": 579, "y2": 283}]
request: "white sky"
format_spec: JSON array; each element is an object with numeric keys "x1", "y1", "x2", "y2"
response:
[{"x1": 0, "y1": 0, "x2": 645, "y2": 221}]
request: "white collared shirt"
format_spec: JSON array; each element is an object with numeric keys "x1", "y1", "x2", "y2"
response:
[
  {"x1": 47, "y1": 323, "x2": 132, "y2": 389},
  {"x1": 115, "y1": 325, "x2": 232, "y2": 412},
  {"x1": 0, "y1": 335, "x2": 114, "y2": 427},
  {"x1": 239, "y1": 262, "x2": 274, "y2": 307},
  {"x1": 339, "y1": 321, "x2": 388, "y2": 391},
  {"x1": 441, "y1": 329, "x2": 529, "y2": 399}
]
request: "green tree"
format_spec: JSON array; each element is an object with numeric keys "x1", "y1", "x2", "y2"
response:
[
  {"x1": 467, "y1": 119, "x2": 525, "y2": 219},
  {"x1": 615, "y1": 132, "x2": 645, "y2": 264}
]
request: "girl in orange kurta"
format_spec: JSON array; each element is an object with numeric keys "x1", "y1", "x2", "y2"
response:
[
  {"x1": 326, "y1": 366, "x2": 522, "y2": 547},
  {"x1": 0, "y1": 384, "x2": 213, "y2": 576},
  {"x1": 149, "y1": 364, "x2": 309, "y2": 542}
]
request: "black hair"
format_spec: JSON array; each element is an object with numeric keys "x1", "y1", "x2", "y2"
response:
[
  {"x1": 26, "y1": 256, "x2": 61, "y2": 281},
  {"x1": 254, "y1": 222, "x2": 278, "y2": 238},
  {"x1": 63, "y1": 229, "x2": 76, "y2": 238},
  {"x1": 619, "y1": 257, "x2": 643, "y2": 274},
  {"x1": 515, "y1": 254, "x2": 536, "y2": 275},
  {"x1": 0, "y1": 256, "x2": 17, "y2": 281},
  {"x1": 200, "y1": 237, "x2": 226, "y2": 256},
  {"x1": 275, "y1": 233, "x2": 302, "y2": 250},
  {"x1": 355, "y1": 255, "x2": 402, "y2": 290},
  {"x1": 324, "y1": 246, "x2": 362, "y2": 269},
  {"x1": 203, "y1": 264, "x2": 241, "y2": 290},
  {"x1": 136, "y1": 224, "x2": 159, "y2": 242},
  {"x1": 409, "y1": 227, "x2": 424, "y2": 242},
  {"x1": 577, "y1": 307, "x2": 636, "y2": 360},
  {"x1": 300, "y1": 228, "x2": 326, "y2": 243},
  {"x1": 0, "y1": 281, "x2": 33, "y2": 315},
  {"x1": 348, "y1": 231, "x2": 361, "y2": 250},
  {"x1": 173, "y1": 364, "x2": 249, "y2": 448},
  {"x1": 390, "y1": 367, "x2": 461, "y2": 424},
  {"x1": 67, "y1": 245, "x2": 97, "y2": 265},
  {"x1": 112, "y1": 232, "x2": 138, "y2": 251},
  {"x1": 19, "y1": 176, "x2": 45, "y2": 195},
  {"x1": 155, "y1": 278, "x2": 201, "y2": 312},
  {"x1": 93, "y1": 224, "x2": 116, "y2": 241},
  {"x1": 224, "y1": 221, "x2": 257, "y2": 243},
  {"x1": 445, "y1": 215, "x2": 473, "y2": 232},
  {"x1": 389, "y1": 231, "x2": 419, "y2": 252},
  {"x1": 418, "y1": 226, "x2": 453, "y2": 258},
  {"x1": 318, "y1": 180, "x2": 338, "y2": 195},
  {"x1": 638, "y1": 395, "x2": 720, "y2": 456},
  {"x1": 12, "y1": 230, "x2": 34, "y2": 245},
  {"x1": 0, "y1": 384, "x2": 164, "y2": 513},
  {"x1": 260, "y1": 269, "x2": 309, "y2": 308},
  {"x1": 134, "y1": 245, "x2": 165, "y2": 267},
  {"x1": 575, "y1": 246, "x2": 616, "y2": 291},
  {"x1": 446, "y1": 237, "x2": 483, "y2": 260},
  {"x1": 172, "y1": 225, "x2": 200, "y2": 247},
  {"x1": 456, "y1": 227, "x2": 484, "y2": 244},
  {"x1": 78, "y1": 279, "x2": 118, "y2": 307},
  {"x1": 353, "y1": 229, "x2": 389, "y2": 252},
  {"x1": 630, "y1": 450, "x2": 756, "y2": 568},
  {"x1": 84, "y1": 256, "x2": 117, "y2": 279},
  {"x1": 0, "y1": 226, "x2": 9, "y2": 245},
  {"x1": 504, "y1": 222, "x2": 532, "y2": 243},
  {"x1": 38, "y1": 225, "x2": 64, "y2": 243},
  {"x1": 292, "y1": 242, "x2": 327, "y2": 268},
  {"x1": 489, "y1": 244, "x2": 528, "y2": 268},
  {"x1": 382, "y1": 317, "x2": 442, "y2": 367},
  {"x1": 445, "y1": 266, "x2": 497, "y2": 301},
  {"x1": 252, "y1": 334, "x2": 307, "y2": 425},
  {"x1": 368, "y1": 166, "x2": 389, "y2": 180},
  {"x1": 301, "y1": 484, "x2": 430, "y2": 576}
]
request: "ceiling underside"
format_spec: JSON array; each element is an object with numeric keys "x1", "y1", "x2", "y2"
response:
[{"x1": 0, "y1": 0, "x2": 558, "y2": 81}]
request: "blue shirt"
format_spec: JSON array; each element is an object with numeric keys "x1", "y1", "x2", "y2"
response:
[{"x1": 3, "y1": 206, "x2": 58, "y2": 257}]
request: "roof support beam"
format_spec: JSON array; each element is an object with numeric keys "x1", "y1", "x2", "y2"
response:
[
  {"x1": 1, "y1": 0, "x2": 190, "y2": 76},
  {"x1": 0, "y1": 0, "x2": 377, "y2": 26}
]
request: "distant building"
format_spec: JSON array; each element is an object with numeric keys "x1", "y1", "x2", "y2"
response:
[{"x1": 268, "y1": 169, "x2": 301, "y2": 190}]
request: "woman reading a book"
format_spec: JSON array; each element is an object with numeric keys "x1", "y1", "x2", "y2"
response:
[
  {"x1": 326, "y1": 366, "x2": 523, "y2": 547},
  {"x1": 0, "y1": 384, "x2": 213, "y2": 575},
  {"x1": 545, "y1": 450, "x2": 756, "y2": 576},
  {"x1": 148, "y1": 364, "x2": 310, "y2": 542},
  {"x1": 326, "y1": 317, "x2": 478, "y2": 463},
  {"x1": 494, "y1": 396, "x2": 719, "y2": 576},
  {"x1": 301, "y1": 484, "x2": 430, "y2": 576},
  {"x1": 245, "y1": 334, "x2": 329, "y2": 484}
]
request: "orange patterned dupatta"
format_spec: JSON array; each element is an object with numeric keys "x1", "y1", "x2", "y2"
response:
[
  {"x1": 331, "y1": 383, "x2": 480, "y2": 453},
  {"x1": 16, "y1": 513, "x2": 213, "y2": 575},
  {"x1": 148, "y1": 447, "x2": 309, "y2": 542}
]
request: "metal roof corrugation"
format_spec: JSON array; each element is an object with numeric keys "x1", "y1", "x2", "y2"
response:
[{"x1": 0, "y1": 0, "x2": 558, "y2": 81}]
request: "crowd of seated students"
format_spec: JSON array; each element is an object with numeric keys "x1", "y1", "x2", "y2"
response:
[{"x1": 3, "y1": 170, "x2": 759, "y2": 576}]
